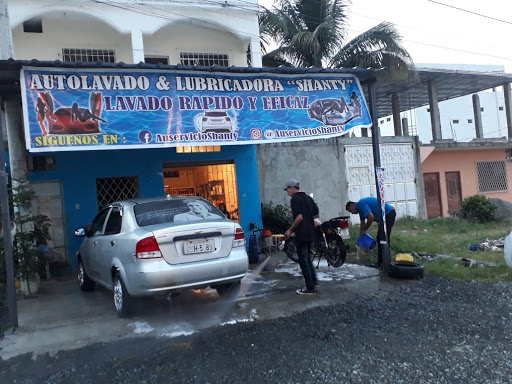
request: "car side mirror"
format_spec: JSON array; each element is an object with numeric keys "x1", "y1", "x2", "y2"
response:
[{"x1": 74, "y1": 227, "x2": 86, "y2": 237}]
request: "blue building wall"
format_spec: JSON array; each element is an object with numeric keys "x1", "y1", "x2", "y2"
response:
[{"x1": 29, "y1": 145, "x2": 263, "y2": 269}]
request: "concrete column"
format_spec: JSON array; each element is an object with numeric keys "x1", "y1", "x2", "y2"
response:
[
  {"x1": 427, "y1": 80, "x2": 442, "y2": 141},
  {"x1": 472, "y1": 94, "x2": 484, "y2": 139},
  {"x1": 402, "y1": 117, "x2": 409, "y2": 136},
  {"x1": 392, "y1": 93, "x2": 402, "y2": 136},
  {"x1": 0, "y1": 0, "x2": 14, "y2": 59},
  {"x1": 130, "y1": 28, "x2": 145, "y2": 64},
  {"x1": 250, "y1": 37, "x2": 262, "y2": 67},
  {"x1": 503, "y1": 83, "x2": 512, "y2": 141},
  {"x1": 0, "y1": 0, "x2": 18, "y2": 329},
  {"x1": 5, "y1": 95, "x2": 28, "y2": 189}
]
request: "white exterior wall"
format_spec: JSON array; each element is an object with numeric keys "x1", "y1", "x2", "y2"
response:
[{"x1": 8, "y1": 0, "x2": 261, "y2": 66}]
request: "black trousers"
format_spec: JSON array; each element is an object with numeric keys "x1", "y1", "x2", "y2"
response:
[
  {"x1": 377, "y1": 209, "x2": 396, "y2": 266},
  {"x1": 297, "y1": 240, "x2": 317, "y2": 290}
]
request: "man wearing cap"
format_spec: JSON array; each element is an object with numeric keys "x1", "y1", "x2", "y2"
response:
[
  {"x1": 284, "y1": 179, "x2": 319, "y2": 295},
  {"x1": 345, "y1": 197, "x2": 396, "y2": 268}
]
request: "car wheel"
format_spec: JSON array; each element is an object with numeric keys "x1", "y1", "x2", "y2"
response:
[
  {"x1": 215, "y1": 281, "x2": 241, "y2": 299},
  {"x1": 113, "y1": 273, "x2": 133, "y2": 317},
  {"x1": 388, "y1": 262, "x2": 424, "y2": 279},
  {"x1": 77, "y1": 259, "x2": 95, "y2": 291}
]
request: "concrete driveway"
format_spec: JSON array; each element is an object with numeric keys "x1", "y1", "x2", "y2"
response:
[{"x1": 0, "y1": 254, "x2": 399, "y2": 360}]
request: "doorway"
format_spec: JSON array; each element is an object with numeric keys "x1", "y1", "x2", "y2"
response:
[
  {"x1": 445, "y1": 171, "x2": 462, "y2": 212},
  {"x1": 163, "y1": 162, "x2": 239, "y2": 221},
  {"x1": 31, "y1": 181, "x2": 68, "y2": 264},
  {"x1": 423, "y1": 172, "x2": 443, "y2": 218}
]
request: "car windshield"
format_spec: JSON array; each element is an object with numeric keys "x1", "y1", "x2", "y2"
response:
[
  {"x1": 134, "y1": 199, "x2": 226, "y2": 227},
  {"x1": 204, "y1": 111, "x2": 227, "y2": 117}
]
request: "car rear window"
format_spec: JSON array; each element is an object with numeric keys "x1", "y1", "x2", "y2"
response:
[
  {"x1": 134, "y1": 198, "x2": 226, "y2": 227},
  {"x1": 205, "y1": 111, "x2": 227, "y2": 117}
]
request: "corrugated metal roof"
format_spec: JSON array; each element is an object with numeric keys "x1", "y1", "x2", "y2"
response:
[{"x1": 375, "y1": 67, "x2": 512, "y2": 118}]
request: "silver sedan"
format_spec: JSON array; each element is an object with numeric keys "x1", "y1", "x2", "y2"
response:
[{"x1": 74, "y1": 196, "x2": 248, "y2": 317}]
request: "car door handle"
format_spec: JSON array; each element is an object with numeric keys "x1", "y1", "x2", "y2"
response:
[{"x1": 110, "y1": 241, "x2": 115, "y2": 246}]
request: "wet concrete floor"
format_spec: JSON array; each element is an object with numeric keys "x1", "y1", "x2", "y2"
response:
[{"x1": 0, "y1": 253, "x2": 408, "y2": 360}]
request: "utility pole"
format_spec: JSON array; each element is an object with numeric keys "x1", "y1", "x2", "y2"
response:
[{"x1": 0, "y1": 0, "x2": 18, "y2": 329}]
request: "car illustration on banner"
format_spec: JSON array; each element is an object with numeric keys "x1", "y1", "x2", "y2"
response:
[
  {"x1": 308, "y1": 91, "x2": 362, "y2": 126},
  {"x1": 195, "y1": 109, "x2": 233, "y2": 133},
  {"x1": 35, "y1": 92, "x2": 107, "y2": 136}
]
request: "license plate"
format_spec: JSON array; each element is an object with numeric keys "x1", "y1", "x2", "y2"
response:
[{"x1": 184, "y1": 239, "x2": 215, "y2": 254}]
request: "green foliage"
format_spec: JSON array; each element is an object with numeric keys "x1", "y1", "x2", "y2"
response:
[
  {"x1": 259, "y1": 0, "x2": 413, "y2": 78},
  {"x1": 9, "y1": 186, "x2": 52, "y2": 295},
  {"x1": 345, "y1": 216, "x2": 512, "y2": 282},
  {"x1": 456, "y1": 195, "x2": 498, "y2": 223},
  {"x1": 261, "y1": 202, "x2": 293, "y2": 234}
]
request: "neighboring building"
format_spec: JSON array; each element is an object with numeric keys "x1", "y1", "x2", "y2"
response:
[{"x1": 421, "y1": 140, "x2": 512, "y2": 218}]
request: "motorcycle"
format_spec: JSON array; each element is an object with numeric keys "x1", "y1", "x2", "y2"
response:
[{"x1": 284, "y1": 216, "x2": 350, "y2": 268}]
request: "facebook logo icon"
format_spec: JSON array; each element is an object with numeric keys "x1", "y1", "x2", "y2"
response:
[{"x1": 138, "y1": 130, "x2": 152, "y2": 144}]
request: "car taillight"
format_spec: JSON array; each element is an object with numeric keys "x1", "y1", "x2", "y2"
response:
[
  {"x1": 233, "y1": 227, "x2": 245, "y2": 247},
  {"x1": 136, "y1": 236, "x2": 163, "y2": 259},
  {"x1": 339, "y1": 220, "x2": 349, "y2": 229}
]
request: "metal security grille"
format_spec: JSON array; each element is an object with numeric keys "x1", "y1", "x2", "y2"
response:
[
  {"x1": 477, "y1": 161, "x2": 508, "y2": 192},
  {"x1": 96, "y1": 176, "x2": 140, "y2": 209},
  {"x1": 180, "y1": 52, "x2": 229, "y2": 66},
  {"x1": 62, "y1": 48, "x2": 116, "y2": 63}
]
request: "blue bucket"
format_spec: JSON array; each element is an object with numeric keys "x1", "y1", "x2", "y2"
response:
[{"x1": 357, "y1": 234, "x2": 376, "y2": 251}]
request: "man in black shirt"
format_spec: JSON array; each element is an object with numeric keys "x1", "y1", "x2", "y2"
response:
[{"x1": 284, "y1": 179, "x2": 319, "y2": 295}]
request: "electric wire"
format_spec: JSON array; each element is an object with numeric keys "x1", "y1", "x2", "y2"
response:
[{"x1": 427, "y1": 0, "x2": 512, "y2": 25}]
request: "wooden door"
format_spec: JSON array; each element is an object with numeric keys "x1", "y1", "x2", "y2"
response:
[
  {"x1": 423, "y1": 172, "x2": 443, "y2": 218},
  {"x1": 445, "y1": 171, "x2": 462, "y2": 212}
]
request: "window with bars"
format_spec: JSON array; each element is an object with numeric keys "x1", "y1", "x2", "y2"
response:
[
  {"x1": 145, "y1": 56, "x2": 169, "y2": 65},
  {"x1": 180, "y1": 52, "x2": 229, "y2": 66},
  {"x1": 62, "y1": 48, "x2": 116, "y2": 63},
  {"x1": 96, "y1": 176, "x2": 140, "y2": 209},
  {"x1": 476, "y1": 161, "x2": 508, "y2": 193}
]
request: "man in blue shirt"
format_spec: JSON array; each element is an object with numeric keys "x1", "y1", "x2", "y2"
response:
[{"x1": 346, "y1": 197, "x2": 396, "y2": 268}]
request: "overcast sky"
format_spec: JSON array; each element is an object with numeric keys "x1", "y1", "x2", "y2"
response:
[{"x1": 259, "y1": 0, "x2": 512, "y2": 73}]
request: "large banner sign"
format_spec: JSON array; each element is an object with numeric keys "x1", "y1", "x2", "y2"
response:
[{"x1": 21, "y1": 67, "x2": 372, "y2": 152}]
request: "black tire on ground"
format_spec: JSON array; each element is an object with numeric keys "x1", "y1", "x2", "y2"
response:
[
  {"x1": 215, "y1": 281, "x2": 241, "y2": 299},
  {"x1": 325, "y1": 234, "x2": 347, "y2": 267},
  {"x1": 284, "y1": 237, "x2": 299, "y2": 263},
  {"x1": 77, "y1": 259, "x2": 95, "y2": 291},
  {"x1": 388, "y1": 262, "x2": 424, "y2": 279},
  {"x1": 113, "y1": 273, "x2": 133, "y2": 318}
]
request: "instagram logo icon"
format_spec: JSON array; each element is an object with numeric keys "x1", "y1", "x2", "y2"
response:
[{"x1": 251, "y1": 128, "x2": 262, "y2": 140}]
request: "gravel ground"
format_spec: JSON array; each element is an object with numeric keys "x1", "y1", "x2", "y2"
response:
[{"x1": 1, "y1": 274, "x2": 512, "y2": 384}]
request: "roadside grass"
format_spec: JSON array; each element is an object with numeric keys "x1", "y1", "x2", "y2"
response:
[{"x1": 344, "y1": 216, "x2": 512, "y2": 282}]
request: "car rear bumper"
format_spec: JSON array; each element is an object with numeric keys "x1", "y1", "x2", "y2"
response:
[{"x1": 122, "y1": 247, "x2": 248, "y2": 296}]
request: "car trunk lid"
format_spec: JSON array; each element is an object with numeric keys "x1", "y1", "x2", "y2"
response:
[{"x1": 149, "y1": 221, "x2": 236, "y2": 264}]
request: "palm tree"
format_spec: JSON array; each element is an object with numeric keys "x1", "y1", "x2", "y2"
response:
[{"x1": 259, "y1": 0, "x2": 413, "y2": 79}]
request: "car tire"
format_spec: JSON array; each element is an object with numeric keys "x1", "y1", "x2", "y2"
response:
[
  {"x1": 113, "y1": 273, "x2": 133, "y2": 318},
  {"x1": 77, "y1": 259, "x2": 95, "y2": 291},
  {"x1": 388, "y1": 262, "x2": 424, "y2": 279},
  {"x1": 215, "y1": 281, "x2": 241, "y2": 299}
]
